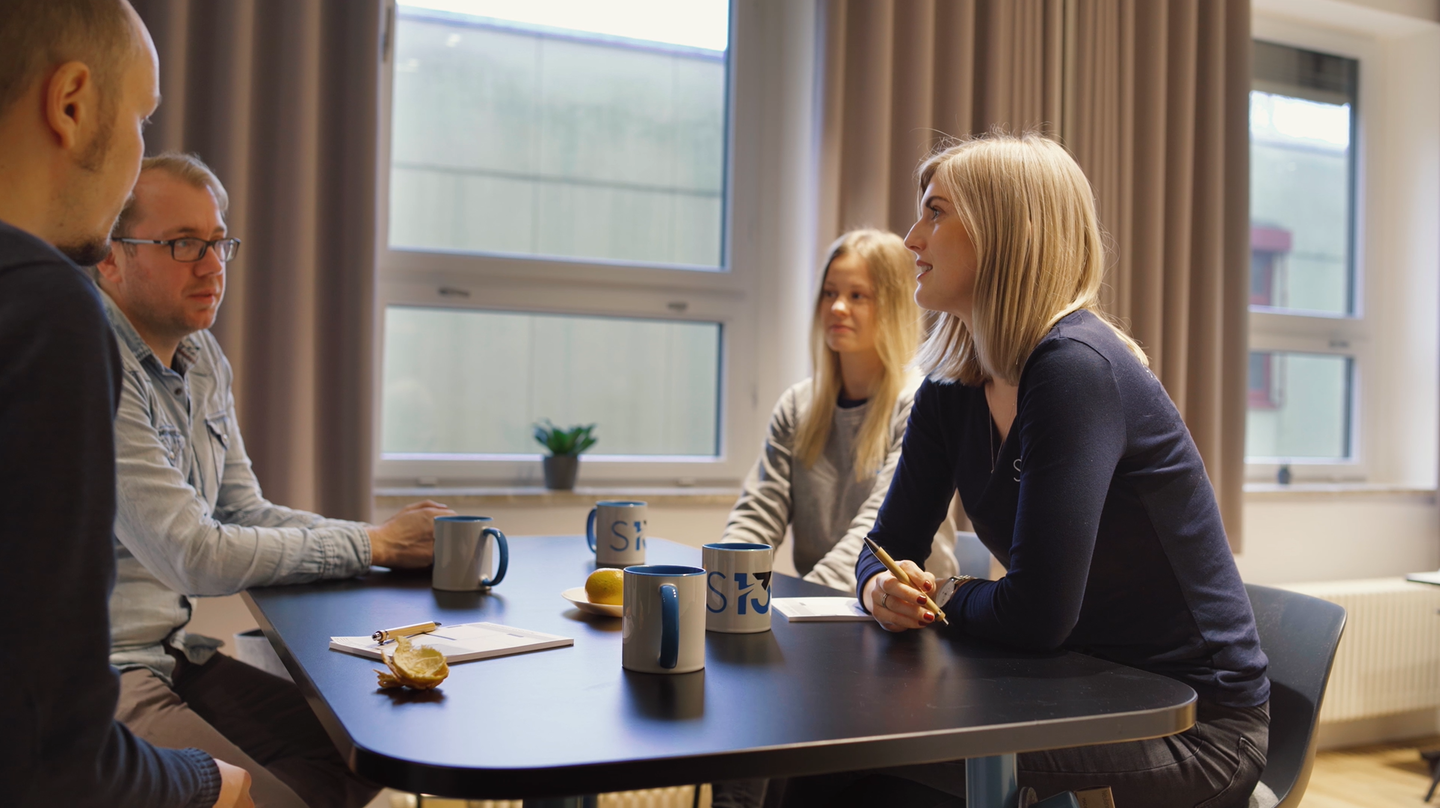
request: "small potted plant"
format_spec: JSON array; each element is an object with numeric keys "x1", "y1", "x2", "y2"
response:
[{"x1": 533, "y1": 420, "x2": 597, "y2": 490}]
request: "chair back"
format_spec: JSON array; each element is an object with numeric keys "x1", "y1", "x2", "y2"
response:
[
  {"x1": 1246, "y1": 583, "x2": 1346, "y2": 808},
  {"x1": 954, "y1": 531, "x2": 992, "y2": 578}
]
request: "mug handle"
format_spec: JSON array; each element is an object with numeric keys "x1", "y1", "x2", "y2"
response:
[
  {"x1": 480, "y1": 528, "x2": 508, "y2": 587},
  {"x1": 586, "y1": 508, "x2": 598, "y2": 553},
  {"x1": 658, "y1": 583, "x2": 679, "y2": 670}
]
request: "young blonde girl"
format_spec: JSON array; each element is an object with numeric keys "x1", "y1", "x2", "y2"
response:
[{"x1": 719, "y1": 228, "x2": 957, "y2": 590}]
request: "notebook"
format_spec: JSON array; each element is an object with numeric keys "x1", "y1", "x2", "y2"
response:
[
  {"x1": 329, "y1": 621, "x2": 572, "y2": 663},
  {"x1": 1406, "y1": 571, "x2": 1440, "y2": 586},
  {"x1": 772, "y1": 597, "x2": 871, "y2": 622}
]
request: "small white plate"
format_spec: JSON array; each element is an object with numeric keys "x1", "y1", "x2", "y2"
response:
[{"x1": 562, "y1": 587, "x2": 622, "y2": 617}]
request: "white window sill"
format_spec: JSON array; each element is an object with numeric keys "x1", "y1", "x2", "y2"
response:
[
  {"x1": 1244, "y1": 482, "x2": 1437, "y2": 502},
  {"x1": 375, "y1": 485, "x2": 741, "y2": 508}
]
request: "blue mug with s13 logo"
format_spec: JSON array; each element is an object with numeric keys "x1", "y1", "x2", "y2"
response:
[
  {"x1": 703, "y1": 542, "x2": 773, "y2": 633},
  {"x1": 586, "y1": 500, "x2": 647, "y2": 567},
  {"x1": 622, "y1": 565, "x2": 705, "y2": 674}
]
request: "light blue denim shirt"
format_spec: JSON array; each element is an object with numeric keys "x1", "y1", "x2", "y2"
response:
[{"x1": 97, "y1": 286, "x2": 372, "y2": 679}]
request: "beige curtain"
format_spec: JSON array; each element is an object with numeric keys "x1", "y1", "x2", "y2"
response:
[
  {"x1": 819, "y1": 0, "x2": 1251, "y2": 549},
  {"x1": 129, "y1": 0, "x2": 383, "y2": 521}
]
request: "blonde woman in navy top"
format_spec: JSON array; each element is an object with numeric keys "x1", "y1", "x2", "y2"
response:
[{"x1": 783, "y1": 135, "x2": 1271, "y2": 808}]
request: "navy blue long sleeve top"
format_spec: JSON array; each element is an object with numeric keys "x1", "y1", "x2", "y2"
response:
[
  {"x1": 0, "y1": 220, "x2": 220, "y2": 807},
  {"x1": 856, "y1": 310, "x2": 1270, "y2": 708}
]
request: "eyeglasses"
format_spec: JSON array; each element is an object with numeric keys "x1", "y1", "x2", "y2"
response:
[{"x1": 111, "y1": 236, "x2": 242, "y2": 263}]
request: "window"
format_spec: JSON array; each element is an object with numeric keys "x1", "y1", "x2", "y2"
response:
[
  {"x1": 376, "y1": 0, "x2": 760, "y2": 486},
  {"x1": 388, "y1": 5, "x2": 727, "y2": 267},
  {"x1": 1245, "y1": 39, "x2": 1363, "y2": 473}
]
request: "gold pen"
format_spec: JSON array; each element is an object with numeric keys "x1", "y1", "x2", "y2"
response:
[
  {"x1": 372, "y1": 621, "x2": 442, "y2": 644},
  {"x1": 862, "y1": 536, "x2": 949, "y2": 626}
]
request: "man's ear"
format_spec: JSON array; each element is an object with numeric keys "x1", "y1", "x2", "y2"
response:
[
  {"x1": 95, "y1": 243, "x2": 124, "y2": 286},
  {"x1": 44, "y1": 62, "x2": 94, "y2": 150}
]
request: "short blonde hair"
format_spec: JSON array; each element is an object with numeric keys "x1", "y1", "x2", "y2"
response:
[
  {"x1": 795, "y1": 229, "x2": 922, "y2": 480},
  {"x1": 914, "y1": 133, "x2": 1146, "y2": 385},
  {"x1": 112, "y1": 152, "x2": 230, "y2": 238},
  {"x1": 0, "y1": 0, "x2": 139, "y2": 119}
]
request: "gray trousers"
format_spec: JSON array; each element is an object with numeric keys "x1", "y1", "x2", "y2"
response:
[
  {"x1": 738, "y1": 700, "x2": 1268, "y2": 808},
  {"x1": 116, "y1": 649, "x2": 378, "y2": 808}
]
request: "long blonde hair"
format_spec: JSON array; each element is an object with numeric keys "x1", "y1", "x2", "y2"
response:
[
  {"x1": 795, "y1": 229, "x2": 921, "y2": 480},
  {"x1": 913, "y1": 133, "x2": 1146, "y2": 385}
]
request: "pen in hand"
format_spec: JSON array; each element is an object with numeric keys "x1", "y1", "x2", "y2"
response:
[{"x1": 862, "y1": 536, "x2": 949, "y2": 626}]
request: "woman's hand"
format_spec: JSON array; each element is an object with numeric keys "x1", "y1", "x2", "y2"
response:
[{"x1": 862, "y1": 560, "x2": 938, "y2": 632}]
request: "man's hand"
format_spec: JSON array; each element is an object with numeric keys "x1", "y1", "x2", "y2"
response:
[
  {"x1": 213, "y1": 759, "x2": 254, "y2": 808},
  {"x1": 368, "y1": 500, "x2": 455, "y2": 568},
  {"x1": 861, "y1": 559, "x2": 938, "y2": 632}
]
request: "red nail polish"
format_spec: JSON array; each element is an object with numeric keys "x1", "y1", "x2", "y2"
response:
[{"x1": 924, "y1": 612, "x2": 934, "y2": 622}]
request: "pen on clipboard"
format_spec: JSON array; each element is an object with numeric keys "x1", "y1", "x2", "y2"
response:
[
  {"x1": 372, "y1": 621, "x2": 442, "y2": 644},
  {"x1": 862, "y1": 536, "x2": 949, "y2": 626}
]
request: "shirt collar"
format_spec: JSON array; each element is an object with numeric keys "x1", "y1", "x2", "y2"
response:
[{"x1": 93, "y1": 279, "x2": 203, "y2": 375}]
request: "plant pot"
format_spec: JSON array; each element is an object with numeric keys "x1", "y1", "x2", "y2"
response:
[{"x1": 542, "y1": 454, "x2": 579, "y2": 490}]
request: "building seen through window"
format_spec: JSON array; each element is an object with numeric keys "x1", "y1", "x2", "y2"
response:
[
  {"x1": 388, "y1": 0, "x2": 728, "y2": 268},
  {"x1": 1245, "y1": 40, "x2": 1359, "y2": 464}
]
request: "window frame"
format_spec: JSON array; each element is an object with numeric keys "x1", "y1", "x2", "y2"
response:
[
  {"x1": 1245, "y1": 17, "x2": 1378, "y2": 482},
  {"x1": 373, "y1": 0, "x2": 766, "y2": 486}
]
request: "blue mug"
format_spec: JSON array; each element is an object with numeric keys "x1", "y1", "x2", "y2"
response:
[
  {"x1": 622, "y1": 565, "x2": 705, "y2": 674},
  {"x1": 432, "y1": 516, "x2": 508, "y2": 591},
  {"x1": 586, "y1": 500, "x2": 647, "y2": 567}
]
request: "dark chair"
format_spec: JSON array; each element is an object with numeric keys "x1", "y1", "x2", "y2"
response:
[
  {"x1": 953, "y1": 531, "x2": 993, "y2": 578},
  {"x1": 1246, "y1": 583, "x2": 1347, "y2": 808},
  {"x1": 1421, "y1": 748, "x2": 1440, "y2": 801}
]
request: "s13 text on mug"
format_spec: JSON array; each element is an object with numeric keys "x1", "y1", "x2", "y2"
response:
[
  {"x1": 703, "y1": 542, "x2": 773, "y2": 634},
  {"x1": 587, "y1": 500, "x2": 647, "y2": 567}
]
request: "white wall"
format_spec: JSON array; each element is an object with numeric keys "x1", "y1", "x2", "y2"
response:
[{"x1": 1236, "y1": 489, "x2": 1440, "y2": 583}]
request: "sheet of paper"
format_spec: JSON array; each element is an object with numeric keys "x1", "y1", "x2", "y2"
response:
[
  {"x1": 330, "y1": 621, "x2": 572, "y2": 663},
  {"x1": 1406, "y1": 571, "x2": 1440, "y2": 586},
  {"x1": 772, "y1": 597, "x2": 871, "y2": 622}
]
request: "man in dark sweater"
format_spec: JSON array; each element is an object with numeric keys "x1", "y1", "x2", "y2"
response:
[{"x1": 0, "y1": 1, "x2": 252, "y2": 806}]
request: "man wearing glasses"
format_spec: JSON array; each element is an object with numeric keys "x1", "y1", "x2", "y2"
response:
[{"x1": 91, "y1": 153, "x2": 455, "y2": 808}]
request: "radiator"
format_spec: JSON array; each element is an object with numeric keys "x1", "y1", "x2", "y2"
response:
[
  {"x1": 410, "y1": 785, "x2": 710, "y2": 808},
  {"x1": 1279, "y1": 578, "x2": 1440, "y2": 723}
]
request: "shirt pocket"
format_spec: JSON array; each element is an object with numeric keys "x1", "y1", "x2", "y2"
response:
[
  {"x1": 204, "y1": 412, "x2": 231, "y2": 451},
  {"x1": 156, "y1": 423, "x2": 186, "y2": 467},
  {"x1": 204, "y1": 412, "x2": 232, "y2": 488}
]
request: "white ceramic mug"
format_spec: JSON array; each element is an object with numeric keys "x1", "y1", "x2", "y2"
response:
[
  {"x1": 622, "y1": 565, "x2": 705, "y2": 674},
  {"x1": 432, "y1": 516, "x2": 508, "y2": 592},
  {"x1": 703, "y1": 543, "x2": 773, "y2": 633},
  {"x1": 587, "y1": 500, "x2": 647, "y2": 568}
]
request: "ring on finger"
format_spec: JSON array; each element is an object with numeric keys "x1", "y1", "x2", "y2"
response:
[{"x1": 880, "y1": 591, "x2": 890, "y2": 610}]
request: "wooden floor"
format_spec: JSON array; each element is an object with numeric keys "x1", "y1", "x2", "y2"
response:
[{"x1": 1303, "y1": 736, "x2": 1440, "y2": 808}]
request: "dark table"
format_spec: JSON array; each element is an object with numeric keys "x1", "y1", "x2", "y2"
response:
[{"x1": 244, "y1": 536, "x2": 1195, "y2": 806}]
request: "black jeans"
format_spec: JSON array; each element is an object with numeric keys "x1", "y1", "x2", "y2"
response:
[{"x1": 770, "y1": 700, "x2": 1269, "y2": 808}]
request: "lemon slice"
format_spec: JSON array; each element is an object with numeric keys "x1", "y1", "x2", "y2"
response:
[{"x1": 375, "y1": 636, "x2": 449, "y2": 690}]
